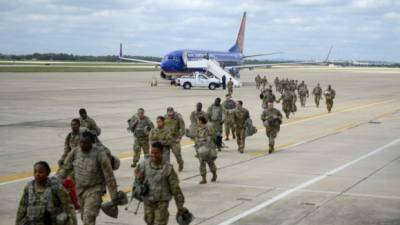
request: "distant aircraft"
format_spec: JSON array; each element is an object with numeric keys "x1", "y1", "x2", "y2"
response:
[{"x1": 119, "y1": 12, "x2": 282, "y2": 80}]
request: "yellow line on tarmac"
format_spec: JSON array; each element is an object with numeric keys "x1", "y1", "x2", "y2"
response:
[
  {"x1": 335, "y1": 122, "x2": 357, "y2": 132},
  {"x1": 0, "y1": 100, "x2": 393, "y2": 185}
]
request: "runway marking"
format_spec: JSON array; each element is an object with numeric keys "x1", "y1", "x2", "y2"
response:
[
  {"x1": 183, "y1": 181, "x2": 400, "y2": 201},
  {"x1": 217, "y1": 138, "x2": 400, "y2": 225},
  {"x1": 0, "y1": 100, "x2": 393, "y2": 186}
]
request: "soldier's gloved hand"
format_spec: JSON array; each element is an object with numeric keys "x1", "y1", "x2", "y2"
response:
[
  {"x1": 111, "y1": 197, "x2": 119, "y2": 205},
  {"x1": 177, "y1": 205, "x2": 186, "y2": 214}
]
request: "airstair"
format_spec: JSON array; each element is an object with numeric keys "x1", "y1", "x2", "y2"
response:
[{"x1": 183, "y1": 53, "x2": 241, "y2": 87}]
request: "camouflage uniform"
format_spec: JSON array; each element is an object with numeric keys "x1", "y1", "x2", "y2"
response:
[
  {"x1": 324, "y1": 87, "x2": 336, "y2": 113},
  {"x1": 227, "y1": 80, "x2": 234, "y2": 95},
  {"x1": 233, "y1": 107, "x2": 250, "y2": 153},
  {"x1": 164, "y1": 113, "x2": 185, "y2": 170},
  {"x1": 188, "y1": 110, "x2": 207, "y2": 139},
  {"x1": 222, "y1": 99, "x2": 236, "y2": 140},
  {"x1": 15, "y1": 177, "x2": 77, "y2": 225},
  {"x1": 298, "y1": 85, "x2": 309, "y2": 107},
  {"x1": 261, "y1": 91, "x2": 277, "y2": 108},
  {"x1": 149, "y1": 127, "x2": 174, "y2": 164},
  {"x1": 312, "y1": 86, "x2": 322, "y2": 107},
  {"x1": 261, "y1": 107, "x2": 282, "y2": 153},
  {"x1": 278, "y1": 90, "x2": 293, "y2": 119},
  {"x1": 58, "y1": 128, "x2": 115, "y2": 169},
  {"x1": 274, "y1": 77, "x2": 279, "y2": 92},
  {"x1": 255, "y1": 75, "x2": 262, "y2": 89},
  {"x1": 195, "y1": 124, "x2": 217, "y2": 182},
  {"x1": 261, "y1": 76, "x2": 268, "y2": 89},
  {"x1": 58, "y1": 145, "x2": 118, "y2": 225},
  {"x1": 135, "y1": 160, "x2": 185, "y2": 225},
  {"x1": 79, "y1": 116, "x2": 101, "y2": 136},
  {"x1": 207, "y1": 104, "x2": 224, "y2": 151},
  {"x1": 58, "y1": 131, "x2": 81, "y2": 167},
  {"x1": 290, "y1": 90, "x2": 298, "y2": 114},
  {"x1": 128, "y1": 114, "x2": 154, "y2": 166}
]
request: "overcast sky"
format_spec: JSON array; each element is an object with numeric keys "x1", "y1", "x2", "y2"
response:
[{"x1": 0, "y1": 0, "x2": 399, "y2": 61}]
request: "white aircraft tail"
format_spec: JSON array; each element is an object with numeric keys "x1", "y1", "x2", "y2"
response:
[{"x1": 185, "y1": 58, "x2": 241, "y2": 87}]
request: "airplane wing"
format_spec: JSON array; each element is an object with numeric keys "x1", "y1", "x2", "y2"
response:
[
  {"x1": 242, "y1": 52, "x2": 283, "y2": 59},
  {"x1": 118, "y1": 43, "x2": 161, "y2": 65},
  {"x1": 226, "y1": 61, "x2": 311, "y2": 70},
  {"x1": 118, "y1": 56, "x2": 161, "y2": 65}
]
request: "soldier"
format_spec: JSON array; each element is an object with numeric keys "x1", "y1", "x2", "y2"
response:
[
  {"x1": 222, "y1": 94, "x2": 236, "y2": 141},
  {"x1": 233, "y1": 101, "x2": 250, "y2": 153},
  {"x1": 58, "y1": 131, "x2": 119, "y2": 225},
  {"x1": 290, "y1": 89, "x2": 298, "y2": 115},
  {"x1": 298, "y1": 84, "x2": 309, "y2": 107},
  {"x1": 16, "y1": 161, "x2": 77, "y2": 225},
  {"x1": 58, "y1": 118, "x2": 81, "y2": 167},
  {"x1": 261, "y1": 102, "x2": 283, "y2": 153},
  {"x1": 188, "y1": 102, "x2": 207, "y2": 139},
  {"x1": 277, "y1": 89, "x2": 293, "y2": 119},
  {"x1": 312, "y1": 83, "x2": 323, "y2": 107},
  {"x1": 128, "y1": 108, "x2": 154, "y2": 168},
  {"x1": 207, "y1": 98, "x2": 224, "y2": 151},
  {"x1": 79, "y1": 108, "x2": 101, "y2": 136},
  {"x1": 255, "y1": 74, "x2": 262, "y2": 89},
  {"x1": 261, "y1": 76, "x2": 268, "y2": 89},
  {"x1": 261, "y1": 89, "x2": 277, "y2": 108},
  {"x1": 298, "y1": 80, "x2": 305, "y2": 90},
  {"x1": 227, "y1": 78, "x2": 234, "y2": 95},
  {"x1": 149, "y1": 116, "x2": 174, "y2": 163},
  {"x1": 274, "y1": 76, "x2": 279, "y2": 92},
  {"x1": 164, "y1": 107, "x2": 185, "y2": 172},
  {"x1": 324, "y1": 85, "x2": 336, "y2": 113},
  {"x1": 221, "y1": 75, "x2": 226, "y2": 90},
  {"x1": 194, "y1": 116, "x2": 217, "y2": 184},
  {"x1": 135, "y1": 142, "x2": 188, "y2": 225}
]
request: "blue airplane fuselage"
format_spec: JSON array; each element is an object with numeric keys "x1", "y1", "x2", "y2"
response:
[{"x1": 160, "y1": 49, "x2": 243, "y2": 77}]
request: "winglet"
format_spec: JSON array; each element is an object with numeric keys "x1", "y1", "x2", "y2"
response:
[
  {"x1": 324, "y1": 46, "x2": 333, "y2": 63},
  {"x1": 119, "y1": 43, "x2": 123, "y2": 57}
]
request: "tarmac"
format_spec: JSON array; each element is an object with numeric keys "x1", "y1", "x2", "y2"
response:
[{"x1": 1, "y1": 66, "x2": 400, "y2": 225}]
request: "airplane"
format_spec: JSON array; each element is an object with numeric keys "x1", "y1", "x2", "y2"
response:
[{"x1": 118, "y1": 12, "x2": 283, "y2": 80}]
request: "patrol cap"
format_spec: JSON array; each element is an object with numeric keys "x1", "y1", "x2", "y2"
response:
[{"x1": 167, "y1": 107, "x2": 174, "y2": 112}]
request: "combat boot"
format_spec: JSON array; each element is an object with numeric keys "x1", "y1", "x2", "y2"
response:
[
  {"x1": 199, "y1": 175, "x2": 207, "y2": 184},
  {"x1": 269, "y1": 144, "x2": 274, "y2": 154},
  {"x1": 211, "y1": 172, "x2": 217, "y2": 182},
  {"x1": 178, "y1": 163, "x2": 184, "y2": 172},
  {"x1": 130, "y1": 162, "x2": 137, "y2": 168}
]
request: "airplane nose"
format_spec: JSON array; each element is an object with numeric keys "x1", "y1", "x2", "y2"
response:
[{"x1": 161, "y1": 60, "x2": 173, "y2": 72}]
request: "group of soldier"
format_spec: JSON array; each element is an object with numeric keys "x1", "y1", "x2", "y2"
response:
[
  {"x1": 256, "y1": 74, "x2": 337, "y2": 118},
  {"x1": 15, "y1": 74, "x2": 335, "y2": 225}
]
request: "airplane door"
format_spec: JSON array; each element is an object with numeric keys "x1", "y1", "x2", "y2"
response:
[{"x1": 182, "y1": 51, "x2": 188, "y2": 67}]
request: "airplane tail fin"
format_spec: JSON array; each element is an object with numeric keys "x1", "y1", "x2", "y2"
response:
[
  {"x1": 229, "y1": 12, "x2": 246, "y2": 54},
  {"x1": 119, "y1": 43, "x2": 123, "y2": 57},
  {"x1": 324, "y1": 46, "x2": 333, "y2": 63}
]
